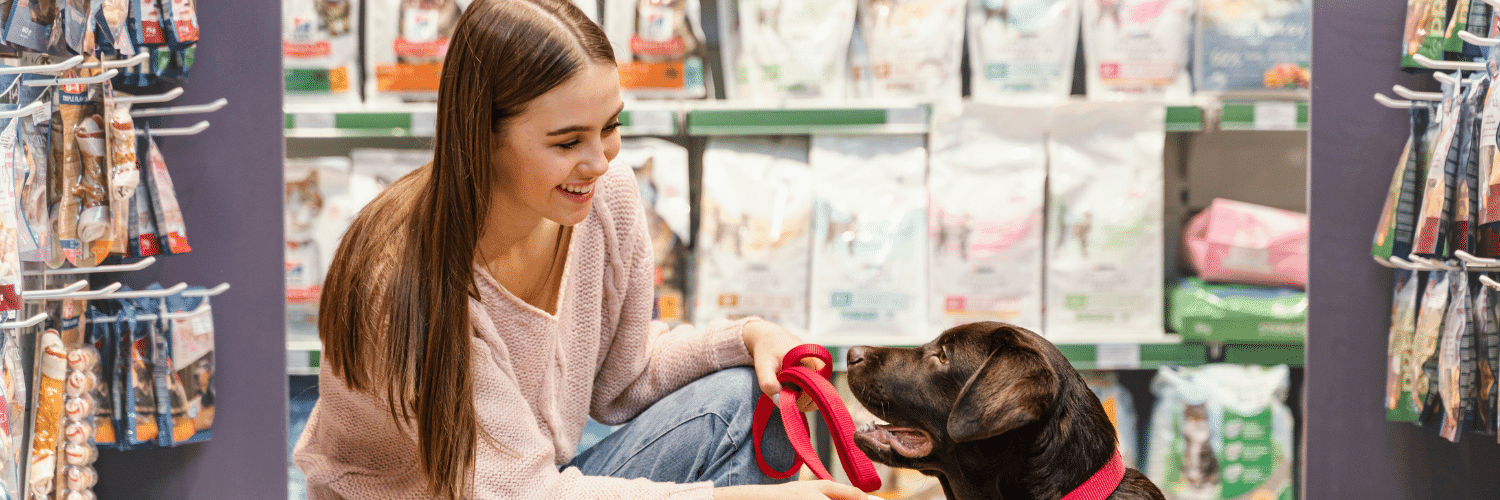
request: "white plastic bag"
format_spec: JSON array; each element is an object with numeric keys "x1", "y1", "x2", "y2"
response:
[
  {"x1": 967, "y1": 0, "x2": 1081, "y2": 103},
  {"x1": 1081, "y1": 0, "x2": 1194, "y2": 101},
  {"x1": 726, "y1": 0, "x2": 858, "y2": 101},
  {"x1": 283, "y1": 0, "x2": 362, "y2": 105}
]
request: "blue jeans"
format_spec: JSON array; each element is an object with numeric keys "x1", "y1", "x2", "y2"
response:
[{"x1": 565, "y1": 367, "x2": 797, "y2": 487}]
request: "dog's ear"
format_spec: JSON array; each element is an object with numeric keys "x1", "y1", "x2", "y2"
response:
[{"x1": 946, "y1": 343, "x2": 1059, "y2": 443}]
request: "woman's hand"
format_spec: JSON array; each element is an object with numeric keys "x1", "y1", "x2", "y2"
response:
[
  {"x1": 714, "y1": 481, "x2": 869, "y2": 500},
  {"x1": 742, "y1": 320, "x2": 821, "y2": 412}
]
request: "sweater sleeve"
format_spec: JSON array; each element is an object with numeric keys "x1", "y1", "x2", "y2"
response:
[{"x1": 589, "y1": 165, "x2": 755, "y2": 425}]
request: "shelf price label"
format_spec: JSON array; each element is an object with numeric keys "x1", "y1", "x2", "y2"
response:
[
  {"x1": 293, "y1": 112, "x2": 335, "y2": 129},
  {"x1": 1252, "y1": 102, "x2": 1298, "y2": 131},
  {"x1": 1096, "y1": 343, "x2": 1142, "y2": 370}
]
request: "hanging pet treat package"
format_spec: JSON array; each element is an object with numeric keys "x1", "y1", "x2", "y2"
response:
[
  {"x1": 695, "y1": 136, "x2": 813, "y2": 333},
  {"x1": 604, "y1": 0, "x2": 710, "y2": 99},
  {"x1": 1433, "y1": 272, "x2": 1471, "y2": 438},
  {"x1": 82, "y1": 305, "x2": 115, "y2": 449},
  {"x1": 1408, "y1": 270, "x2": 1449, "y2": 420},
  {"x1": 126, "y1": 162, "x2": 159, "y2": 258},
  {"x1": 0, "y1": 332, "x2": 17, "y2": 500},
  {"x1": 96, "y1": 0, "x2": 134, "y2": 57},
  {"x1": 28, "y1": 298, "x2": 86, "y2": 500},
  {"x1": 1473, "y1": 276, "x2": 1499, "y2": 435},
  {"x1": 1449, "y1": 77, "x2": 1487, "y2": 257},
  {"x1": 139, "y1": 128, "x2": 188, "y2": 255},
  {"x1": 928, "y1": 103, "x2": 1045, "y2": 333},
  {"x1": 1413, "y1": 77, "x2": 1464, "y2": 259},
  {"x1": 1082, "y1": 371, "x2": 1140, "y2": 468},
  {"x1": 1045, "y1": 102, "x2": 1166, "y2": 339},
  {"x1": 56, "y1": 313, "x2": 100, "y2": 500},
  {"x1": 1387, "y1": 270, "x2": 1422, "y2": 421},
  {"x1": 15, "y1": 81, "x2": 51, "y2": 265},
  {"x1": 1193, "y1": 0, "x2": 1309, "y2": 93},
  {"x1": 852, "y1": 0, "x2": 965, "y2": 105},
  {"x1": 0, "y1": 76, "x2": 22, "y2": 313},
  {"x1": 618, "y1": 138, "x2": 691, "y2": 324},
  {"x1": 283, "y1": 0, "x2": 360, "y2": 105},
  {"x1": 722, "y1": 0, "x2": 857, "y2": 100},
  {"x1": 1374, "y1": 104, "x2": 1432, "y2": 261},
  {"x1": 283, "y1": 157, "x2": 352, "y2": 341},
  {"x1": 62, "y1": 0, "x2": 94, "y2": 54},
  {"x1": 1081, "y1": 0, "x2": 1194, "y2": 101},
  {"x1": 104, "y1": 93, "x2": 139, "y2": 257},
  {"x1": 5, "y1": 0, "x2": 56, "y2": 53},
  {"x1": 1146, "y1": 365, "x2": 1295, "y2": 500},
  {"x1": 118, "y1": 298, "x2": 156, "y2": 450},
  {"x1": 159, "y1": 290, "x2": 212, "y2": 446},
  {"x1": 809, "y1": 134, "x2": 927, "y2": 343},
  {"x1": 365, "y1": 0, "x2": 470, "y2": 104},
  {"x1": 967, "y1": 0, "x2": 1080, "y2": 103},
  {"x1": 1183, "y1": 198, "x2": 1308, "y2": 289}
]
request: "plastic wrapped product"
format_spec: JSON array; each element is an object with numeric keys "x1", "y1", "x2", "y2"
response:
[
  {"x1": 1182, "y1": 198, "x2": 1308, "y2": 289},
  {"x1": 0, "y1": 75, "x2": 21, "y2": 313},
  {"x1": 365, "y1": 0, "x2": 471, "y2": 104},
  {"x1": 1081, "y1": 0, "x2": 1194, "y2": 101},
  {"x1": 26, "y1": 331, "x2": 67, "y2": 500},
  {"x1": 617, "y1": 138, "x2": 691, "y2": 323},
  {"x1": 1410, "y1": 270, "x2": 1450, "y2": 417},
  {"x1": 1145, "y1": 365, "x2": 1295, "y2": 500},
  {"x1": 1413, "y1": 77, "x2": 1464, "y2": 258},
  {"x1": 725, "y1": 0, "x2": 857, "y2": 100},
  {"x1": 5, "y1": 0, "x2": 56, "y2": 52},
  {"x1": 15, "y1": 81, "x2": 51, "y2": 265},
  {"x1": 1387, "y1": 270, "x2": 1421, "y2": 419},
  {"x1": 967, "y1": 0, "x2": 1080, "y2": 103},
  {"x1": 853, "y1": 0, "x2": 965, "y2": 105},
  {"x1": 1169, "y1": 277, "x2": 1306, "y2": 344},
  {"x1": 605, "y1": 0, "x2": 710, "y2": 99},
  {"x1": 283, "y1": 0, "x2": 361, "y2": 105},
  {"x1": 1194, "y1": 0, "x2": 1310, "y2": 93},
  {"x1": 139, "y1": 128, "x2": 188, "y2": 254}
]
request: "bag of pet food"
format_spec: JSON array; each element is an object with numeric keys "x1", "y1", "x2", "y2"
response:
[
  {"x1": 127, "y1": 162, "x2": 159, "y2": 257},
  {"x1": 967, "y1": 0, "x2": 1080, "y2": 103},
  {"x1": 809, "y1": 134, "x2": 927, "y2": 343},
  {"x1": 1435, "y1": 272, "x2": 1470, "y2": 440},
  {"x1": 140, "y1": 128, "x2": 188, "y2": 254},
  {"x1": 1477, "y1": 46, "x2": 1500, "y2": 256},
  {"x1": 0, "y1": 76, "x2": 21, "y2": 312},
  {"x1": 695, "y1": 136, "x2": 814, "y2": 333},
  {"x1": 1474, "y1": 276, "x2": 1500, "y2": 435},
  {"x1": 1409, "y1": 271, "x2": 1449, "y2": 420},
  {"x1": 0, "y1": 330, "x2": 17, "y2": 499},
  {"x1": 1403, "y1": 0, "x2": 1447, "y2": 69},
  {"x1": 1375, "y1": 105, "x2": 1433, "y2": 260},
  {"x1": 1045, "y1": 102, "x2": 1165, "y2": 339},
  {"x1": 1083, "y1": 371, "x2": 1139, "y2": 468},
  {"x1": 604, "y1": 0, "x2": 710, "y2": 99},
  {"x1": 84, "y1": 303, "x2": 116, "y2": 448},
  {"x1": 1413, "y1": 77, "x2": 1464, "y2": 258},
  {"x1": 928, "y1": 103, "x2": 1045, "y2": 332},
  {"x1": 284, "y1": 0, "x2": 361, "y2": 105},
  {"x1": 159, "y1": 289, "x2": 211, "y2": 446},
  {"x1": 6, "y1": 0, "x2": 57, "y2": 52},
  {"x1": 365, "y1": 0, "x2": 471, "y2": 104},
  {"x1": 1451, "y1": 77, "x2": 1488, "y2": 256},
  {"x1": 96, "y1": 0, "x2": 133, "y2": 56},
  {"x1": 1081, "y1": 0, "x2": 1194, "y2": 101},
  {"x1": 118, "y1": 292, "x2": 158, "y2": 450},
  {"x1": 1387, "y1": 270, "x2": 1422, "y2": 420},
  {"x1": 1194, "y1": 0, "x2": 1309, "y2": 93},
  {"x1": 724, "y1": 0, "x2": 857, "y2": 100},
  {"x1": 1183, "y1": 198, "x2": 1308, "y2": 289},
  {"x1": 852, "y1": 0, "x2": 965, "y2": 105},
  {"x1": 105, "y1": 94, "x2": 139, "y2": 257},
  {"x1": 15, "y1": 81, "x2": 51, "y2": 264},
  {"x1": 1146, "y1": 364, "x2": 1294, "y2": 500},
  {"x1": 1168, "y1": 277, "x2": 1306, "y2": 344},
  {"x1": 284, "y1": 157, "x2": 353, "y2": 341},
  {"x1": 63, "y1": 0, "x2": 95, "y2": 54},
  {"x1": 618, "y1": 138, "x2": 691, "y2": 323}
]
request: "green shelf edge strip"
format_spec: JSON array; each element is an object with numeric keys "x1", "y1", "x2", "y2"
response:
[
  {"x1": 1165, "y1": 105, "x2": 1203, "y2": 132},
  {"x1": 1220, "y1": 100, "x2": 1309, "y2": 130},
  {"x1": 1221, "y1": 343, "x2": 1305, "y2": 366}
]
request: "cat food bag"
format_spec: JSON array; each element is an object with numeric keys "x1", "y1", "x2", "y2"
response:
[
  {"x1": 15, "y1": 81, "x2": 51, "y2": 264},
  {"x1": 1194, "y1": 0, "x2": 1309, "y2": 93},
  {"x1": 695, "y1": 136, "x2": 813, "y2": 333},
  {"x1": 105, "y1": 94, "x2": 139, "y2": 256},
  {"x1": 1413, "y1": 77, "x2": 1463, "y2": 258},
  {"x1": 366, "y1": 0, "x2": 471, "y2": 104},
  {"x1": 1146, "y1": 364, "x2": 1295, "y2": 500},
  {"x1": 1081, "y1": 0, "x2": 1194, "y2": 101},
  {"x1": 1375, "y1": 105, "x2": 1433, "y2": 260},
  {"x1": 139, "y1": 129, "x2": 188, "y2": 254},
  {"x1": 284, "y1": 157, "x2": 354, "y2": 341},
  {"x1": 967, "y1": 0, "x2": 1080, "y2": 103},
  {"x1": 1410, "y1": 270, "x2": 1450, "y2": 417},
  {"x1": 605, "y1": 0, "x2": 710, "y2": 99},
  {"x1": 1387, "y1": 270, "x2": 1422, "y2": 418},
  {"x1": 1436, "y1": 272, "x2": 1470, "y2": 440},
  {"x1": 6, "y1": 0, "x2": 56, "y2": 52},
  {"x1": 283, "y1": 0, "x2": 361, "y2": 105},
  {"x1": 159, "y1": 290, "x2": 211, "y2": 446},
  {"x1": 852, "y1": 0, "x2": 965, "y2": 105},
  {"x1": 809, "y1": 134, "x2": 927, "y2": 343},
  {"x1": 618, "y1": 138, "x2": 691, "y2": 323},
  {"x1": 725, "y1": 0, "x2": 857, "y2": 100},
  {"x1": 1083, "y1": 371, "x2": 1139, "y2": 468},
  {"x1": 928, "y1": 103, "x2": 1045, "y2": 332},
  {"x1": 1045, "y1": 102, "x2": 1165, "y2": 339},
  {"x1": 1403, "y1": 0, "x2": 1447, "y2": 69}
]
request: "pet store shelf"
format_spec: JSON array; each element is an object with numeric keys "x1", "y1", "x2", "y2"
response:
[
  {"x1": 685, "y1": 102, "x2": 932, "y2": 135},
  {"x1": 1216, "y1": 100, "x2": 1309, "y2": 131},
  {"x1": 283, "y1": 103, "x2": 681, "y2": 138},
  {"x1": 287, "y1": 339, "x2": 322, "y2": 376}
]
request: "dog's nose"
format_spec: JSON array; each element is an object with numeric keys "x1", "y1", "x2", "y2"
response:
[{"x1": 847, "y1": 346, "x2": 868, "y2": 367}]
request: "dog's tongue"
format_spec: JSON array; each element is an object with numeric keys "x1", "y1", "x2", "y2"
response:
[{"x1": 857, "y1": 424, "x2": 933, "y2": 458}]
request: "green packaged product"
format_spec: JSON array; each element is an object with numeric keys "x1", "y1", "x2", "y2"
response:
[{"x1": 1168, "y1": 277, "x2": 1305, "y2": 343}]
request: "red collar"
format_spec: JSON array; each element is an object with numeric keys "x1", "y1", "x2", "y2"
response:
[{"x1": 1060, "y1": 449, "x2": 1126, "y2": 500}]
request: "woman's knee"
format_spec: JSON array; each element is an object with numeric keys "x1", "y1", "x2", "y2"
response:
[{"x1": 681, "y1": 367, "x2": 761, "y2": 420}]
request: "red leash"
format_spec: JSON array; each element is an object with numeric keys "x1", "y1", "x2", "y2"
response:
[
  {"x1": 1061, "y1": 449, "x2": 1126, "y2": 500},
  {"x1": 751, "y1": 345, "x2": 882, "y2": 492}
]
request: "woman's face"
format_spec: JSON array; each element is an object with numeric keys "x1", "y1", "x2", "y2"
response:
[{"x1": 493, "y1": 61, "x2": 624, "y2": 227}]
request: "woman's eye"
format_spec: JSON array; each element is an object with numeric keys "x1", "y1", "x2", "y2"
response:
[
  {"x1": 604, "y1": 121, "x2": 622, "y2": 133},
  {"x1": 556, "y1": 140, "x2": 581, "y2": 150}
]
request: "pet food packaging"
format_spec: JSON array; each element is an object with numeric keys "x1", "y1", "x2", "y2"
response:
[
  {"x1": 852, "y1": 0, "x2": 965, "y2": 106},
  {"x1": 1375, "y1": 105, "x2": 1432, "y2": 261},
  {"x1": 1403, "y1": 0, "x2": 1447, "y2": 69},
  {"x1": 1450, "y1": 77, "x2": 1488, "y2": 256},
  {"x1": 5, "y1": 0, "x2": 56, "y2": 52},
  {"x1": 26, "y1": 330, "x2": 67, "y2": 500},
  {"x1": 1410, "y1": 270, "x2": 1450, "y2": 417},
  {"x1": 1476, "y1": 46, "x2": 1500, "y2": 256},
  {"x1": 1387, "y1": 269, "x2": 1421, "y2": 421},
  {"x1": 139, "y1": 129, "x2": 188, "y2": 254},
  {"x1": 63, "y1": 0, "x2": 94, "y2": 55},
  {"x1": 1146, "y1": 364, "x2": 1294, "y2": 500},
  {"x1": 1413, "y1": 78, "x2": 1463, "y2": 258},
  {"x1": 82, "y1": 304, "x2": 115, "y2": 448},
  {"x1": 695, "y1": 136, "x2": 813, "y2": 333},
  {"x1": 283, "y1": 0, "x2": 361, "y2": 105},
  {"x1": 1182, "y1": 198, "x2": 1307, "y2": 289},
  {"x1": 105, "y1": 95, "x2": 139, "y2": 257},
  {"x1": 724, "y1": 0, "x2": 857, "y2": 100},
  {"x1": 1083, "y1": 371, "x2": 1139, "y2": 468},
  {"x1": 1435, "y1": 271, "x2": 1470, "y2": 439},
  {"x1": 365, "y1": 0, "x2": 471, "y2": 104},
  {"x1": 0, "y1": 79, "x2": 21, "y2": 313},
  {"x1": 1481, "y1": 276, "x2": 1500, "y2": 436},
  {"x1": 159, "y1": 290, "x2": 212, "y2": 446},
  {"x1": 1081, "y1": 0, "x2": 1194, "y2": 101},
  {"x1": 928, "y1": 103, "x2": 1045, "y2": 332},
  {"x1": 118, "y1": 295, "x2": 157, "y2": 449},
  {"x1": 967, "y1": 0, "x2": 1080, "y2": 103},
  {"x1": 0, "y1": 330, "x2": 18, "y2": 500},
  {"x1": 618, "y1": 138, "x2": 691, "y2": 324},
  {"x1": 809, "y1": 134, "x2": 927, "y2": 343},
  {"x1": 126, "y1": 163, "x2": 159, "y2": 257},
  {"x1": 1193, "y1": 0, "x2": 1309, "y2": 93},
  {"x1": 52, "y1": 81, "x2": 88, "y2": 268},
  {"x1": 160, "y1": 0, "x2": 198, "y2": 48},
  {"x1": 1168, "y1": 278, "x2": 1305, "y2": 344},
  {"x1": 96, "y1": 0, "x2": 132, "y2": 56},
  {"x1": 605, "y1": 0, "x2": 710, "y2": 99},
  {"x1": 1045, "y1": 102, "x2": 1165, "y2": 339},
  {"x1": 284, "y1": 157, "x2": 353, "y2": 341},
  {"x1": 15, "y1": 81, "x2": 51, "y2": 265}
]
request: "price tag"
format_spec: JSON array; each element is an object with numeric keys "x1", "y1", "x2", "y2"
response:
[
  {"x1": 1096, "y1": 343, "x2": 1141, "y2": 370},
  {"x1": 1252, "y1": 102, "x2": 1298, "y2": 131},
  {"x1": 294, "y1": 112, "x2": 334, "y2": 130},
  {"x1": 410, "y1": 111, "x2": 436, "y2": 137},
  {"x1": 886, "y1": 106, "x2": 928, "y2": 125},
  {"x1": 30, "y1": 101, "x2": 48, "y2": 124},
  {"x1": 628, "y1": 110, "x2": 674, "y2": 135}
]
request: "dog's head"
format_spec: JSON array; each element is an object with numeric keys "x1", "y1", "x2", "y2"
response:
[{"x1": 846, "y1": 322, "x2": 1079, "y2": 470}]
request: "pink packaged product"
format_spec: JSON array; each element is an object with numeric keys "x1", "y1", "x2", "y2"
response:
[{"x1": 1183, "y1": 198, "x2": 1307, "y2": 289}]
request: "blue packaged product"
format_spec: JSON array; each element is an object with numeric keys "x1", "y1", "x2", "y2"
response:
[{"x1": 1194, "y1": 0, "x2": 1309, "y2": 92}]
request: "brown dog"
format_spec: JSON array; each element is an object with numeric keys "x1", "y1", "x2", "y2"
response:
[{"x1": 846, "y1": 322, "x2": 1165, "y2": 500}]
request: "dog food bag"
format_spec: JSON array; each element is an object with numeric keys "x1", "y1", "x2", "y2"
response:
[
  {"x1": 159, "y1": 290, "x2": 212, "y2": 446},
  {"x1": 1194, "y1": 0, "x2": 1309, "y2": 93},
  {"x1": 1081, "y1": 0, "x2": 1194, "y2": 101},
  {"x1": 1374, "y1": 105, "x2": 1433, "y2": 261},
  {"x1": 1146, "y1": 364, "x2": 1294, "y2": 500},
  {"x1": 854, "y1": 0, "x2": 965, "y2": 106},
  {"x1": 366, "y1": 0, "x2": 471, "y2": 104},
  {"x1": 604, "y1": 0, "x2": 710, "y2": 99},
  {"x1": 695, "y1": 136, "x2": 814, "y2": 333},
  {"x1": 285, "y1": 157, "x2": 354, "y2": 341},
  {"x1": 1403, "y1": 0, "x2": 1447, "y2": 69},
  {"x1": 284, "y1": 0, "x2": 361, "y2": 105},
  {"x1": 140, "y1": 129, "x2": 189, "y2": 254},
  {"x1": 1410, "y1": 270, "x2": 1450, "y2": 417},
  {"x1": 618, "y1": 138, "x2": 691, "y2": 323},
  {"x1": 725, "y1": 0, "x2": 857, "y2": 100},
  {"x1": 1387, "y1": 270, "x2": 1421, "y2": 418},
  {"x1": 1168, "y1": 278, "x2": 1305, "y2": 344},
  {"x1": 1082, "y1": 371, "x2": 1139, "y2": 468},
  {"x1": 967, "y1": 0, "x2": 1080, "y2": 103},
  {"x1": 1182, "y1": 198, "x2": 1308, "y2": 289},
  {"x1": 1045, "y1": 102, "x2": 1165, "y2": 339},
  {"x1": 5, "y1": 0, "x2": 55, "y2": 52},
  {"x1": 928, "y1": 103, "x2": 1045, "y2": 332},
  {"x1": 1413, "y1": 78, "x2": 1464, "y2": 258},
  {"x1": 809, "y1": 134, "x2": 927, "y2": 343}
]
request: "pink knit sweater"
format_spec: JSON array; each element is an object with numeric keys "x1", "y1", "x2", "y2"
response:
[{"x1": 293, "y1": 163, "x2": 756, "y2": 499}]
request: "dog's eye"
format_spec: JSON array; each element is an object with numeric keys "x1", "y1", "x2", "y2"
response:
[{"x1": 932, "y1": 346, "x2": 948, "y2": 364}]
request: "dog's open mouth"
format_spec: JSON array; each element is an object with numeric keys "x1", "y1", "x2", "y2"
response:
[{"x1": 854, "y1": 418, "x2": 933, "y2": 458}]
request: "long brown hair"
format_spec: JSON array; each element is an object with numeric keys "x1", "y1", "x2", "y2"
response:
[{"x1": 318, "y1": 1, "x2": 615, "y2": 497}]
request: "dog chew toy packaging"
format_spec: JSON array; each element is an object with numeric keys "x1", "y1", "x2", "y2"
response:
[
  {"x1": 809, "y1": 134, "x2": 927, "y2": 343},
  {"x1": 159, "y1": 290, "x2": 213, "y2": 446},
  {"x1": 365, "y1": 0, "x2": 472, "y2": 104},
  {"x1": 851, "y1": 0, "x2": 965, "y2": 105},
  {"x1": 27, "y1": 299, "x2": 85, "y2": 500},
  {"x1": 967, "y1": 0, "x2": 1080, "y2": 103},
  {"x1": 928, "y1": 103, "x2": 1045, "y2": 333},
  {"x1": 618, "y1": 138, "x2": 691, "y2": 324},
  {"x1": 1081, "y1": 0, "x2": 1194, "y2": 101},
  {"x1": 604, "y1": 0, "x2": 710, "y2": 99},
  {"x1": 1193, "y1": 0, "x2": 1309, "y2": 93},
  {"x1": 1045, "y1": 102, "x2": 1165, "y2": 340},
  {"x1": 722, "y1": 0, "x2": 856, "y2": 101},
  {"x1": 105, "y1": 93, "x2": 140, "y2": 257},
  {"x1": 695, "y1": 136, "x2": 813, "y2": 333},
  {"x1": 1146, "y1": 364, "x2": 1294, "y2": 500},
  {"x1": 284, "y1": 0, "x2": 362, "y2": 105}
]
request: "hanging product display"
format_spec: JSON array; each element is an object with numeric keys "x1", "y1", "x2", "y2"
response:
[
  {"x1": 1194, "y1": 0, "x2": 1309, "y2": 92},
  {"x1": 695, "y1": 136, "x2": 813, "y2": 333},
  {"x1": 283, "y1": 0, "x2": 361, "y2": 105},
  {"x1": 0, "y1": 76, "x2": 21, "y2": 313},
  {"x1": 852, "y1": 0, "x2": 965, "y2": 104},
  {"x1": 724, "y1": 0, "x2": 857, "y2": 101},
  {"x1": 1403, "y1": 0, "x2": 1446, "y2": 69},
  {"x1": 604, "y1": 0, "x2": 710, "y2": 99},
  {"x1": 5, "y1": 0, "x2": 55, "y2": 53},
  {"x1": 1387, "y1": 269, "x2": 1421, "y2": 420},
  {"x1": 1182, "y1": 198, "x2": 1308, "y2": 289},
  {"x1": 1409, "y1": 270, "x2": 1449, "y2": 421},
  {"x1": 366, "y1": 0, "x2": 471, "y2": 104},
  {"x1": 966, "y1": 0, "x2": 1080, "y2": 103},
  {"x1": 618, "y1": 138, "x2": 691, "y2": 324},
  {"x1": 1145, "y1": 364, "x2": 1295, "y2": 500},
  {"x1": 1081, "y1": 0, "x2": 1194, "y2": 101},
  {"x1": 0, "y1": 328, "x2": 21, "y2": 500},
  {"x1": 16, "y1": 80, "x2": 51, "y2": 265},
  {"x1": 927, "y1": 103, "x2": 1045, "y2": 333},
  {"x1": 809, "y1": 134, "x2": 927, "y2": 342},
  {"x1": 1045, "y1": 102, "x2": 1165, "y2": 339}
]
